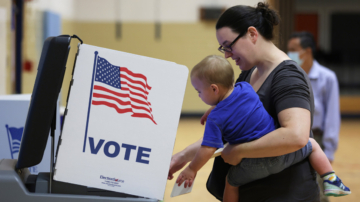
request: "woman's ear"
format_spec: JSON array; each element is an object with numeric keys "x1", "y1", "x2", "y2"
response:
[{"x1": 247, "y1": 26, "x2": 258, "y2": 44}]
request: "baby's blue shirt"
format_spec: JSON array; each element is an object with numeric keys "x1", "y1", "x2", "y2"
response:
[{"x1": 202, "y1": 82, "x2": 276, "y2": 148}]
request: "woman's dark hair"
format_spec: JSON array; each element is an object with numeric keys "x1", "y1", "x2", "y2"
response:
[{"x1": 216, "y1": 2, "x2": 280, "y2": 40}]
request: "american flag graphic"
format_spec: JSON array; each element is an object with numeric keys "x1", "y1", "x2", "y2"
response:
[
  {"x1": 91, "y1": 55, "x2": 156, "y2": 124},
  {"x1": 5, "y1": 125, "x2": 23, "y2": 159},
  {"x1": 5, "y1": 125, "x2": 38, "y2": 173}
]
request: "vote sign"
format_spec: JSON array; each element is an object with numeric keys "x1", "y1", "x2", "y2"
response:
[{"x1": 54, "y1": 44, "x2": 188, "y2": 200}]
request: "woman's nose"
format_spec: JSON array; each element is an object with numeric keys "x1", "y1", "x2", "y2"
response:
[{"x1": 224, "y1": 51, "x2": 232, "y2": 58}]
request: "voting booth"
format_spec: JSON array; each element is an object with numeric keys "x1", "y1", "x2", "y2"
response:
[{"x1": 0, "y1": 35, "x2": 188, "y2": 201}]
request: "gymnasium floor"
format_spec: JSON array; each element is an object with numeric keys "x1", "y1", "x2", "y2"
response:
[{"x1": 163, "y1": 118, "x2": 360, "y2": 202}]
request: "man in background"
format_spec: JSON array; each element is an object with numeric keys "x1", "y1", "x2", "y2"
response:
[{"x1": 287, "y1": 31, "x2": 341, "y2": 202}]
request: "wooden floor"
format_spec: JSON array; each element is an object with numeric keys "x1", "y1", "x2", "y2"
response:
[{"x1": 163, "y1": 118, "x2": 360, "y2": 202}]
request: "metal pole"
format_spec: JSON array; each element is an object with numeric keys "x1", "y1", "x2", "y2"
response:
[
  {"x1": 15, "y1": 0, "x2": 24, "y2": 94},
  {"x1": 49, "y1": 107, "x2": 56, "y2": 193}
]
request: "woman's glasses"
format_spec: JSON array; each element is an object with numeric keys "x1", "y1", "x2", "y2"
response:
[{"x1": 218, "y1": 33, "x2": 242, "y2": 53}]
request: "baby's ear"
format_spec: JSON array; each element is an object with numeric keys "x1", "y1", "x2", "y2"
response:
[{"x1": 210, "y1": 84, "x2": 219, "y2": 93}]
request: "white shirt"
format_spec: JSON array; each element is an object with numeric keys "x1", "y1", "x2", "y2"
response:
[{"x1": 308, "y1": 60, "x2": 340, "y2": 161}]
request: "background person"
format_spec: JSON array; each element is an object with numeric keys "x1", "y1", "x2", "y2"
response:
[
  {"x1": 288, "y1": 31, "x2": 341, "y2": 202},
  {"x1": 169, "y1": 2, "x2": 320, "y2": 201}
]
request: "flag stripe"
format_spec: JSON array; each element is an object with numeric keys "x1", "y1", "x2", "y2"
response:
[
  {"x1": 131, "y1": 104, "x2": 153, "y2": 114},
  {"x1": 129, "y1": 96, "x2": 149, "y2": 107},
  {"x1": 122, "y1": 81, "x2": 149, "y2": 96},
  {"x1": 132, "y1": 113, "x2": 157, "y2": 124},
  {"x1": 92, "y1": 101, "x2": 133, "y2": 114},
  {"x1": 121, "y1": 74, "x2": 149, "y2": 92},
  {"x1": 94, "y1": 85, "x2": 128, "y2": 99},
  {"x1": 93, "y1": 93, "x2": 131, "y2": 106},
  {"x1": 120, "y1": 67, "x2": 152, "y2": 90},
  {"x1": 93, "y1": 93, "x2": 153, "y2": 115},
  {"x1": 127, "y1": 88, "x2": 150, "y2": 104},
  {"x1": 93, "y1": 85, "x2": 151, "y2": 111},
  {"x1": 94, "y1": 97, "x2": 153, "y2": 117},
  {"x1": 93, "y1": 100, "x2": 153, "y2": 118}
]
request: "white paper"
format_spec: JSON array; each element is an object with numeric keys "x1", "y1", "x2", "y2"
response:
[
  {"x1": 171, "y1": 144, "x2": 229, "y2": 197},
  {"x1": 170, "y1": 180, "x2": 194, "y2": 197}
]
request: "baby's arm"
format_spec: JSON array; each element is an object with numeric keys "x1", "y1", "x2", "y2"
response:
[{"x1": 176, "y1": 145, "x2": 217, "y2": 188}]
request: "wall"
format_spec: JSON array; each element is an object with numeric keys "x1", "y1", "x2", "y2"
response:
[
  {"x1": 296, "y1": 0, "x2": 360, "y2": 52},
  {"x1": 60, "y1": 0, "x2": 261, "y2": 112},
  {"x1": 21, "y1": 0, "x2": 75, "y2": 101},
  {"x1": 64, "y1": 0, "x2": 261, "y2": 112},
  {"x1": 73, "y1": 0, "x2": 259, "y2": 22},
  {"x1": 0, "y1": 7, "x2": 7, "y2": 95},
  {"x1": 64, "y1": 22, "x2": 242, "y2": 113},
  {"x1": 0, "y1": 0, "x2": 12, "y2": 95},
  {"x1": 18, "y1": 0, "x2": 263, "y2": 113}
]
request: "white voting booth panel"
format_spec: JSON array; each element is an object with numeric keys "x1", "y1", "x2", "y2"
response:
[
  {"x1": 54, "y1": 44, "x2": 188, "y2": 200},
  {"x1": 0, "y1": 94, "x2": 61, "y2": 174}
]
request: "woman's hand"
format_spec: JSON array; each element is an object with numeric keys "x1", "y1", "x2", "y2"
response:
[
  {"x1": 176, "y1": 166, "x2": 197, "y2": 188},
  {"x1": 200, "y1": 106, "x2": 216, "y2": 125},
  {"x1": 221, "y1": 144, "x2": 244, "y2": 165},
  {"x1": 168, "y1": 153, "x2": 188, "y2": 180}
]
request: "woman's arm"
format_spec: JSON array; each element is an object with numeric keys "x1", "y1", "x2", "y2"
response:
[
  {"x1": 168, "y1": 138, "x2": 202, "y2": 180},
  {"x1": 221, "y1": 107, "x2": 310, "y2": 165}
]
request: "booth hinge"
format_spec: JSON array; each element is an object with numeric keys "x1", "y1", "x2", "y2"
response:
[
  {"x1": 71, "y1": 34, "x2": 83, "y2": 44},
  {"x1": 77, "y1": 43, "x2": 81, "y2": 55}
]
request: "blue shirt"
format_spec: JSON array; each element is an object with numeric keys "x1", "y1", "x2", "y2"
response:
[
  {"x1": 202, "y1": 82, "x2": 276, "y2": 148},
  {"x1": 308, "y1": 60, "x2": 340, "y2": 161}
]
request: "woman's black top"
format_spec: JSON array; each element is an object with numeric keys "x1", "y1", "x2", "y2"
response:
[{"x1": 206, "y1": 60, "x2": 320, "y2": 201}]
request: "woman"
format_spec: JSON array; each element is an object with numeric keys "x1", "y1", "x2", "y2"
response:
[{"x1": 168, "y1": 2, "x2": 319, "y2": 201}]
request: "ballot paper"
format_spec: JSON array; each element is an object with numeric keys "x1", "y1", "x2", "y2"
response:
[
  {"x1": 171, "y1": 143, "x2": 228, "y2": 197},
  {"x1": 171, "y1": 180, "x2": 194, "y2": 197}
]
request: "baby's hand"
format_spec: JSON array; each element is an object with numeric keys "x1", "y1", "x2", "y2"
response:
[
  {"x1": 176, "y1": 166, "x2": 196, "y2": 188},
  {"x1": 200, "y1": 106, "x2": 215, "y2": 125}
]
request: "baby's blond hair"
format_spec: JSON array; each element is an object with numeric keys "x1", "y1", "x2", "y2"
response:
[{"x1": 191, "y1": 55, "x2": 234, "y2": 88}]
